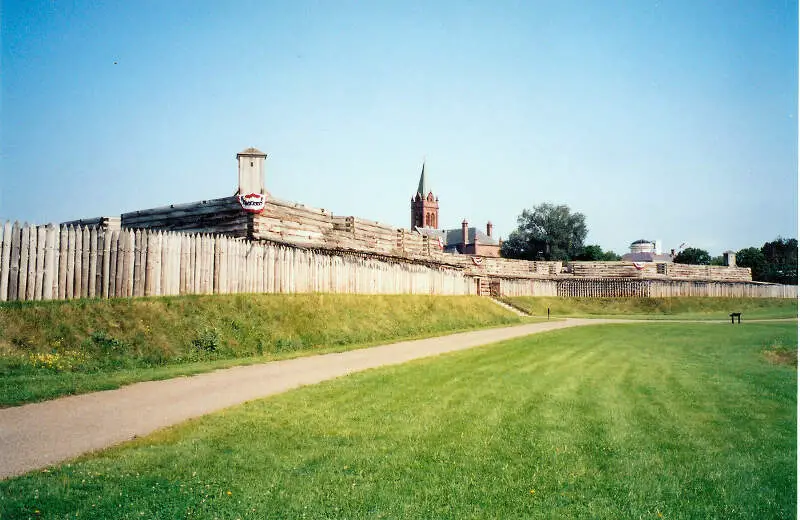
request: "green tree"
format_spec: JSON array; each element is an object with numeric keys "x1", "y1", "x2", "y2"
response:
[
  {"x1": 501, "y1": 203, "x2": 588, "y2": 261},
  {"x1": 673, "y1": 247, "x2": 711, "y2": 265},
  {"x1": 576, "y1": 245, "x2": 621, "y2": 261},
  {"x1": 761, "y1": 238, "x2": 797, "y2": 285},
  {"x1": 735, "y1": 247, "x2": 768, "y2": 281}
]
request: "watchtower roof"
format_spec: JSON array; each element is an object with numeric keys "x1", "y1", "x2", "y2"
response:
[{"x1": 237, "y1": 147, "x2": 267, "y2": 157}]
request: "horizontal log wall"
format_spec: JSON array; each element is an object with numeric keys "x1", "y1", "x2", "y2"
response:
[
  {"x1": 664, "y1": 263, "x2": 752, "y2": 282},
  {"x1": 460, "y1": 257, "x2": 562, "y2": 278},
  {"x1": 121, "y1": 197, "x2": 251, "y2": 237},
  {"x1": 568, "y1": 261, "x2": 752, "y2": 282},
  {"x1": 0, "y1": 222, "x2": 471, "y2": 302},
  {"x1": 254, "y1": 200, "x2": 436, "y2": 261}
]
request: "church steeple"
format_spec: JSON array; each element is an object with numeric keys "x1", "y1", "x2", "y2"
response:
[
  {"x1": 417, "y1": 162, "x2": 430, "y2": 198},
  {"x1": 410, "y1": 161, "x2": 439, "y2": 229}
]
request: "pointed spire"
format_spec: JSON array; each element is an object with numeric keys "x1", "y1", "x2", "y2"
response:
[{"x1": 416, "y1": 161, "x2": 430, "y2": 197}]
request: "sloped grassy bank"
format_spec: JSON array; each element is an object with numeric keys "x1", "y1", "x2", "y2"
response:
[
  {"x1": 0, "y1": 294, "x2": 523, "y2": 406},
  {"x1": 504, "y1": 296, "x2": 797, "y2": 320}
]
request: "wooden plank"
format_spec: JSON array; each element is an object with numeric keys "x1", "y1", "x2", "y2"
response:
[
  {"x1": 0, "y1": 221, "x2": 10, "y2": 301},
  {"x1": 87, "y1": 227, "x2": 97, "y2": 298},
  {"x1": 125, "y1": 230, "x2": 136, "y2": 297},
  {"x1": 57, "y1": 226, "x2": 68, "y2": 299},
  {"x1": 120, "y1": 196, "x2": 239, "y2": 219},
  {"x1": 160, "y1": 233, "x2": 171, "y2": 296},
  {"x1": 109, "y1": 230, "x2": 119, "y2": 297},
  {"x1": 190, "y1": 233, "x2": 198, "y2": 294},
  {"x1": 8, "y1": 222, "x2": 21, "y2": 301},
  {"x1": 208, "y1": 235, "x2": 216, "y2": 294},
  {"x1": 218, "y1": 237, "x2": 228, "y2": 294},
  {"x1": 118, "y1": 230, "x2": 128, "y2": 297},
  {"x1": 80, "y1": 226, "x2": 90, "y2": 298},
  {"x1": 264, "y1": 197, "x2": 333, "y2": 216},
  {"x1": 34, "y1": 225, "x2": 47, "y2": 300},
  {"x1": 64, "y1": 226, "x2": 75, "y2": 299},
  {"x1": 141, "y1": 230, "x2": 150, "y2": 294},
  {"x1": 171, "y1": 233, "x2": 180, "y2": 295},
  {"x1": 95, "y1": 229, "x2": 104, "y2": 298},
  {"x1": 145, "y1": 231, "x2": 160, "y2": 296},
  {"x1": 201, "y1": 234, "x2": 209, "y2": 294},
  {"x1": 43, "y1": 225, "x2": 57, "y2": 300},
  {"x1": 202, "y1": 234, "x2": 210, "y2": 294},
  {"x1": 71, "y1": 226, "x2": 82, "y2": 299},
  {"x1": 104, "y1": 230, "x2": 114, "y2": 298},
  {"x1": 179, "y1": 234, "x2": 187, "y2": 294},
  {"x1": 137, "y1": 230, "x2": 147, "y2": 297},
  {"x1": 25, "y1": 225, "x2": 38, "y2": 300},
  {"x1": 213, "y1": 236, "x2": 222, "y2": 294},
  {"x1": 160, "y1": 232, "x2": 170, "y2": 296}
]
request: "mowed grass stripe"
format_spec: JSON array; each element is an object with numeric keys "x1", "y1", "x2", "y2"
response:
[
  {"x1": 1, "y1": 323, "x2": 795, "y2": 519},
  {"x1": 505, "y1": 296, "x2": 798, "y2": 320}
]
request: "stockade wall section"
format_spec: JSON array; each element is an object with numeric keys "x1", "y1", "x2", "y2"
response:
[
  {"x1": 0, "y1": 222, "x2": 471, "y2": 302},
  {"x1": 498, "y1": 278, "x2": 796, "y2": 299},
  {"x1": 1, "y1": 222, "x2": 795, "y2": 302}
]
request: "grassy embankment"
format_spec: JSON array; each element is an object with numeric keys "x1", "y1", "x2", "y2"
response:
[
  {"x1": 504, "y1": 296, "x2": 798, "y2": 320},
  {"x1": 0, "y1": 294, "x2": 527, "y2": 406},
  {"x1": 1, "y1": 323, "x2": 795, "y2": 518}
]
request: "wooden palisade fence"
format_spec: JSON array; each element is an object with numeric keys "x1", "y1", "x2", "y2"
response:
[
  {"x1": 0, "y1": 222, "x2": 795, "y2": 302},
  {"x1": 0, "y1": 222, "x2": 471, "y2": 301}
]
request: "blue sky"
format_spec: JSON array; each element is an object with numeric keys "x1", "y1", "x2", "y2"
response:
[{"x1": 2, "y1": 0, "x2": 797, "y2": 255}]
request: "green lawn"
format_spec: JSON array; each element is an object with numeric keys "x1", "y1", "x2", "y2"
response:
[
  {"x1": 0, "y1": 294, "x2": 528, "y2": 407},
  {"x1": 1, "y1": 323, "x2": 795, "y2": 519},
  {"x1": 505, "y1": 296, "x2": 798, "y2": 320}
]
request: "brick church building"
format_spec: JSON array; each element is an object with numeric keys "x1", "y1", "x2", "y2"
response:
[{"x1": 411, "y1": 163, "x2": 501, "y2": 257}]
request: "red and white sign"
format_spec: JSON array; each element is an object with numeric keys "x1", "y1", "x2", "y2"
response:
[
  {"x1": 471, "y1": 256, "x2": 483, "y2": 266},
  {"x1": 437, "y1": 236, "x2": 444, "y2": 249},
  {"x1": 238, "y1": 193, "x2": 266, "y2": 214},
  {"x1": 632, "y1": 262, "x2": 646, "y2": 270}
]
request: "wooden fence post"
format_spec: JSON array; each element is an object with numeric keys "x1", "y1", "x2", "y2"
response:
[
  {"x1": 87, "y1": 227, "x2": 97, "y2": 298},
  {"x1": 43, "y1": 225, "x2": 57, "y2": 300},
  {"x1": 0, "y1": 221, "x2": 11, "y2": 301},
  {"x1": 26, "y1": 225, "x2": 38, "y2": 301},
  {"x1": 80, "y1": 226, "x2": 90, "y2": 299},
  {"x1": 8, "y1": 222, "x2": 21, "y2": 301}
]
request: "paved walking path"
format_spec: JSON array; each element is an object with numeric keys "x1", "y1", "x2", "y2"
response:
[{"x1": 0, "y1": 316, "x2": 790, "y2": 479}]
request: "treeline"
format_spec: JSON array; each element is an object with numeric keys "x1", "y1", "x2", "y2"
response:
[
  {"x1": 675, "y1": 239, "x2": 797, "y2": 285},
  {"x1": 734, "y1": 238, "x2": 797, "y2": 285}
]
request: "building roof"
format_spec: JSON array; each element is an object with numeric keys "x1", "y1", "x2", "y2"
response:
[
  {"x1": 416, "y1": 162, "x2": 431, "y2": 196},
  {"x1": 631, "y1": 239, "x2": 653, "y2": 245},
  {"x1": 621, "y1": 252, "x2": 673, "y2": 262},
  {"x1": 414, "y1": 226, "x2": 498, "y2": 247},
  {"x1": 237, "y1": 147, "x2": 267, "y2": 157}
]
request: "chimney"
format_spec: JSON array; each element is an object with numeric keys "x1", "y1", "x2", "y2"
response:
[
  {"x1": 486, "y1": 221, "x2": 493, "y2": 238},
  {"x1": 461, "y1": 219, "x2": 468, "y2": 253},
  {"x1": 723, "y1": 251, "x2": 736, "y2": 267},
  {"x1": 670, "y1": 248, "x2": 675, "y2": 257}
]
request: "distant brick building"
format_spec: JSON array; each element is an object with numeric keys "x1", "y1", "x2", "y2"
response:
[
  {"x1": 410, "y1": 163, "x2": 439, "y2": 229},
  {"x1": 410, "y1": 164, "x2": 500, "y2": 257}
]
